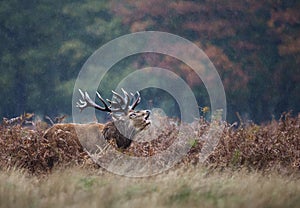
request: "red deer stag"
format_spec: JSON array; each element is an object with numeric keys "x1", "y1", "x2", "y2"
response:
[{"x1": 43, "y1": 89, "x2": 151, "y2": 150}]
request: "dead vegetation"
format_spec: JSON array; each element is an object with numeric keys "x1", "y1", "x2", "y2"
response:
[
  {"x1": 196, "y1": 112, "x2": 300, "y2": 173},
  {"x1": 0, "y1": 112, "x2": 299, "y2": 175}
]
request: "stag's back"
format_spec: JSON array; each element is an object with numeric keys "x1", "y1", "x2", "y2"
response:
[{"x1": 43, "y1": 123, "x2": 106, "y2": 153}]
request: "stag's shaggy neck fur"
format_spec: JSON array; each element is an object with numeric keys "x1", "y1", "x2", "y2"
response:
[
  {"x1": 102, "y1": 121, "x2": 135, "y2": 149},
  {"x1": 102, "y1": 110, "x2": 151, "y2": 149}
]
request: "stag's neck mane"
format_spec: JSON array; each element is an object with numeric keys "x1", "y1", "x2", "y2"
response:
[{"x1": 102, "y1": 119, "x2": 137, "y2": 149}]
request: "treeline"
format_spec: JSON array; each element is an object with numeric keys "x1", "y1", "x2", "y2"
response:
[{"x1": 0, "y1": 0, "x2": 299, "y2": 123}]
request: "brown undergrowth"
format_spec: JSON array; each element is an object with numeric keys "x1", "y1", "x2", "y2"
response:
[{"x1": 0, "y1": 112, "x2": 299, "y2": 175}]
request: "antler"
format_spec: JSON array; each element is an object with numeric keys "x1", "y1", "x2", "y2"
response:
[
  {"x1": 76, "y1": 88, "x2": 141, "y2": 114},
  {"x1": 76, "y1": 89, "x2": 111, "y2": 112},
  {"x1": 129, "y1": 91, "x2": 141, "y2": 110}
]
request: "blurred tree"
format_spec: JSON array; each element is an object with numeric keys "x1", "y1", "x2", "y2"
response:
[{"x1": 0, "y1": 0, "x2": 124, "y2": 118}]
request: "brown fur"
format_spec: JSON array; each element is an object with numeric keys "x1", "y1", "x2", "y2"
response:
[
  {"x1": 43, "y1": 123, "x2": 105, "y2": 153},
  {"x1": 102, "y1": 122, "x2": 132, "y2": 149}
]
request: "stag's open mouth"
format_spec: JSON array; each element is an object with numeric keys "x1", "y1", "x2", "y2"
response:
[{"x1": 145, "y1": 119, "x2": 151, "y2": 126}]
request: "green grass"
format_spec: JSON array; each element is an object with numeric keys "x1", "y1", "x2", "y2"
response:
[{"x1": 0, "y1": 166, "x2": 299, "y2": 208}]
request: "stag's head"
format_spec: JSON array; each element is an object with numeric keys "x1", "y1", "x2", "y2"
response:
[{"x1": 76, "y1": 88, "x2": 151, "y2": 148}]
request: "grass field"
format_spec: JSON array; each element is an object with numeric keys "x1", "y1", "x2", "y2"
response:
[{"x1": 0, "y1": 165, "x2": 299, "y2": 208}]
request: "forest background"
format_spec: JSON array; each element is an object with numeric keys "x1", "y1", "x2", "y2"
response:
[{"x1": 0, "y1": 0, "x2": 299, "y2": 123}]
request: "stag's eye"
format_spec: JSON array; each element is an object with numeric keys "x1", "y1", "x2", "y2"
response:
[{"x1": 129, "y1": 113, "x2": 137, "y2": 119}]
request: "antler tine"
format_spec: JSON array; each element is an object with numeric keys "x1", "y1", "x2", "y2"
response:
[
  {"x1": 111, "y1": 90, "x2": 126, "y2": 106},
  {"x1": 96, "y1": 92, "x2": 111, "y2": 112},
  {"x1": 76, "y1": 89, "x2": 87, "y2": 111},
  {"x1": 76, "y1": 89, "x2": 111, "y2": 112},
  {"x1": 130, "y1": 91, "x2": 141, "y2": 110},
  {"x1": 121, "y1": 88, "x2": 130, "y2": 111},
  {"x1": 105, "y1": 90, "x2": 126, "y2": 113},
  {"x1": 106, "y1": 99, "x2": 124, "y2": 112}
]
